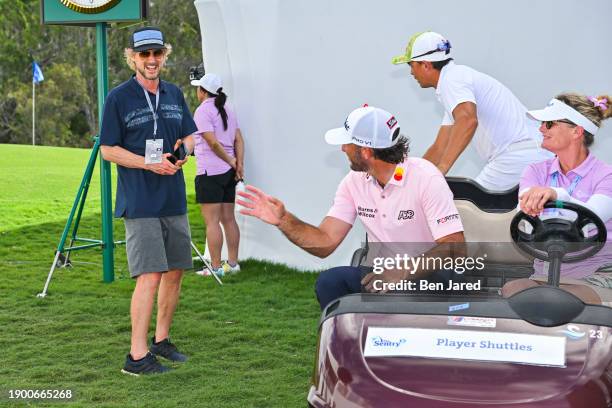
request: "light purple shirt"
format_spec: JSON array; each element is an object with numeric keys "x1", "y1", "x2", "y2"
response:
[
  {"x1": 520, "y1": 153, "x2": 612, "y2": 278},
  {"x1": 193, "y1": 98, "x2": 239, "y2": 176}
]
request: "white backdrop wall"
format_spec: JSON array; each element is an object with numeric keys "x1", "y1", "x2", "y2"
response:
[{"x1": 193, "y1": 0, "x2": 612, "y2": 270}]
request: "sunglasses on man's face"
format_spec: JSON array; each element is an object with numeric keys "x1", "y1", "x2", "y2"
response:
[
  {"x1": 543, "y1": 119, "x2": 576, "y2": 129},
  {"x1": 138, "y1": 49, "x2": 165, "y2": 58}
]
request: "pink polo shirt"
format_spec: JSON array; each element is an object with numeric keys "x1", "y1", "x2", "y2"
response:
[
  {"x1": 520, "y1": 153, "x2": 612, "y2": 278},
  {"x1": 327, "y1": 157, "x2": 464, "y2": 244},
  {"x1": 193, "y1": 98, "x2": 239, "y2": 176}
]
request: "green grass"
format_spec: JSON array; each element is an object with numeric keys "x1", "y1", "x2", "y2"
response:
[
  {"x1": 0, "y1": 144, "x2": 321, "y2": 407},
  {"x1": 1, "y1": 144, "x2": 104, "y2": 232}
]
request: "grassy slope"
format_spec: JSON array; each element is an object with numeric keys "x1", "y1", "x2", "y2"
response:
[
  {"x1": 2, "y1": 144, "x2": 103, "y2": 232},
  {"x1": 0, "y1": 144, "x2": 320, "y2": 407}
]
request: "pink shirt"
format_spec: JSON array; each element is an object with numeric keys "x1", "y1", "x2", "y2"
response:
[
  {"x1": 327, "y1": 158, "x2": 464, "y2": 244},
  {"x1": 520, "y1": 153, "x2": 612, "y2": 278},
  {"x1": 193, "y1": 98, "x2": 239, "y2": 176}
]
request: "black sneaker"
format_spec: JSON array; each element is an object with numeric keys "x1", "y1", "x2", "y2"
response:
[
  {"x1": 121, "y1": 352, "x2": 171, "y2": 376},
  {"x1": 150, "y1": 337, "x2": 188, "y2": 362}
]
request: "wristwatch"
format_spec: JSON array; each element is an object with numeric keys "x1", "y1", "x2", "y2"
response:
[{"x1": 59, "y1": 0, "x2": 120, "y2": 14}]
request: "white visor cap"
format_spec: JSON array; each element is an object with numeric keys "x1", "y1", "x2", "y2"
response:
[{"x1": 527, "y1": 98, "x2": 599, "y2": 135}]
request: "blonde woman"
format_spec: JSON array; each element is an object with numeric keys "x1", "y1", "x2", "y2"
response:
[{"x1": 502, "y1": 93, "x2": 612, "y2": 303}]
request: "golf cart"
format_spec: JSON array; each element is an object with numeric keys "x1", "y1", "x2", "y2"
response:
[{"x1": 307, "y1": 178, "x2": 612, "y2": 407}]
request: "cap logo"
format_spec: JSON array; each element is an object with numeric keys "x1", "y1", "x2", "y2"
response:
[
  {"x1": 344, "y1": 118, "x2": 350, "y2": 131},
  {"x1": 352, "y1": 136, "x2": 372, "y2": 146},
  {"x1": 437, "y1": 39, "x2": 451, "y2": 53},
  {"x1": 386, "y1": 116, "x2": 397, "y2": 129}
]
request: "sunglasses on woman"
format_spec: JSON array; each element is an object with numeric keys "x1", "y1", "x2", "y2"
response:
[
  {"x1": 138, "y1": 49, "x2": 165, "y2": 58},
  {"x1": 543, "y1": 119, "x2": 576, "y2": 129}
]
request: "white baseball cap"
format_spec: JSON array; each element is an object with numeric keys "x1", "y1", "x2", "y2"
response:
[
  {"x1": 325, "y1": 105, "x2": 401, "y2": 148},
  {"x1": 191, "y1": 73, "x2": 223, "y2": 95},
  {"x1": 392, "y1": 31, "x2": 452, "y2": 65},
  {"x1": 527, "y1": 99, "x2": 599, "y2": 135}
]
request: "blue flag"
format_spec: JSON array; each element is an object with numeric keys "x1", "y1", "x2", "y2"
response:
[{"x1": 32, "y1": 61, "x2": 44, "y2": 84}]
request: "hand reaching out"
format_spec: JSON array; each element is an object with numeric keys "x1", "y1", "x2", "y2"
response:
[{"x1": 236, "y1": 185, "x2": 287, "y2": 226}]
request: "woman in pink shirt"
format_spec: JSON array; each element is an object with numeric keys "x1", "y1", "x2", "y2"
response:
[
  {"x1": 502, "y1": 92, "x2": 612, "y2": 303},
  {"x1": 191, "y1": 73, "x2": 245, "y2": 276}
]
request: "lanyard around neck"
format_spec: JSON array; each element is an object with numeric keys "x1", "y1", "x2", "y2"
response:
[
  {"x1": 138, "y1": 81, "x2": 160, "y2": 138},
  {"x1": 550, "y1": 171, "x2": 582, "y2": 197}
]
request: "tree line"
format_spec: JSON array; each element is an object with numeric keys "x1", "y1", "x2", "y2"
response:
[{"x1": 0, "y1": 0, "x2": 202, "y2": 148}]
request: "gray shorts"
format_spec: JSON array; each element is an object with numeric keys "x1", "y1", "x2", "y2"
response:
[{"x1": 124, "y1": 214, "x2": 193, "y2": 278}]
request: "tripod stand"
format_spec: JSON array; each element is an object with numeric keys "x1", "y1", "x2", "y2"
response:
[{"x1": 37, "y1": 137, "x2": 122, "y2": 297}]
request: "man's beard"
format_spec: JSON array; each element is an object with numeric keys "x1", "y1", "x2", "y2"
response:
[
  {"x1": 348, "y1": 156, "x2": 368, "y2": 172},
  {"x1": 137, "y1": 65, "x2": 160, "y2": 81}
]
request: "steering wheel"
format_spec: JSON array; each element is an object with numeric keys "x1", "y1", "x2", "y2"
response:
[{"x1": 510, "y1": 200, "x2": 607, "y2": 263}]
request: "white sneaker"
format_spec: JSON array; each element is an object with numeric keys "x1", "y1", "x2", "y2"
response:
[
  {"x1": 223, "y1": 261, "x2": 241, "y2": 274},
  {"x1": 195, "y1": 267, "x2": 225, "y2": 277}
]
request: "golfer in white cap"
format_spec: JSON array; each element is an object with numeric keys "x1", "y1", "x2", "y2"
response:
[
  {"x1": 236, "y1": 105, "x2": 464, "y2": 309},
  {"x1": 392, "y1": 31, "x2": 552, "y2": 191}
]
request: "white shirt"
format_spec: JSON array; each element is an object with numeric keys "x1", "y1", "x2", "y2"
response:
[{"x1": 435, "y1": 61, "x2": 541, "y2": 161}]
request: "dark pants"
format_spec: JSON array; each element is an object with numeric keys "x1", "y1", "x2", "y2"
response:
[
  {"x1": 315, "y1": 266, "x2": 364, "y2": 310},
  {"x1": 314, "y1": 266, "x2": 463, "y2": 310}
]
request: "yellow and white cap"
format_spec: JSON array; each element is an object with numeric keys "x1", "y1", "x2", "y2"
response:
[{"x1": 392, "y1": 31, "x2": 452, "y2": 65}]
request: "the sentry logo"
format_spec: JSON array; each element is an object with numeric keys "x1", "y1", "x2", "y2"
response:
[
  {"x1": 557, "y1": 324, "x2": 586, "y2": 340},
  {"x1": 371, "y1": 336, "x2": 407, "y2": 348}
]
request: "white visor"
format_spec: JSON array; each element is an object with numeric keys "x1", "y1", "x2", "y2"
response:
[{"x1": 527, "y1": 99, "x2": 599, "y2": 135}]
